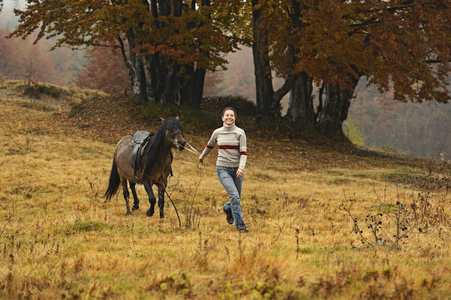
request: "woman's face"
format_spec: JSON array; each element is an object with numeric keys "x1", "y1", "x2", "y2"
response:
[{"x1": 222, "y1": 110, "x2": 236, "y2": 126}]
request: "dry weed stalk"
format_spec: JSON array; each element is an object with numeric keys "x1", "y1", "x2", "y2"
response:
[
  {"x1": 6, "y1": 122, "x2": 34, "y2": 155},
  {"x1": 182, "y1": 171, "x2": 204, "y2": 230},
  {"x1": 341, "y1": 182, "x2": 450, "y2": 251}
]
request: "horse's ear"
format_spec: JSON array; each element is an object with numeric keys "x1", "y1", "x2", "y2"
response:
[
  {"x1": 176, "y1": 116, "x2": 179, "y2": 121},
  {"x1": 160, "y1": 117, "x2": 165, "y2": 123}
]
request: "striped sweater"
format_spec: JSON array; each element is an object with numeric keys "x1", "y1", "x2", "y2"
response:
[{"x1": 200, "y1": 123, "x2": 247, "y2": 170}]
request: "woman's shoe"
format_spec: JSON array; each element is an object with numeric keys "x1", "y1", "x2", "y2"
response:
[{"x1": 226, "y1": 214, "x2": 234, "y2": 225}]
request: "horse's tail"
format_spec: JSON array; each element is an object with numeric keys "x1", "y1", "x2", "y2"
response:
[{"x1": 104, "y1": 159, "x2": 120, "y2": 201}]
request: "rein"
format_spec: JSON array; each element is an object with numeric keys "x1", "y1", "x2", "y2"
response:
[
  {"x1": 165, "y1": 189, "x2": 181, "y2": 228},
  {"x1": 177, "y1": 140, "x2": 201, "y2": 156},
  {"x1": 181, "y1": 141, "x2": 204, "y2": 169}
]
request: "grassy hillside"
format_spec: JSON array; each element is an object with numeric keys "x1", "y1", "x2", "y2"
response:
[{"x1": 0, "y1": 82, "x2": 450, "y2": 299}]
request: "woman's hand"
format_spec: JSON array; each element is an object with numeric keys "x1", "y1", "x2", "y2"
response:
[
  {"x1": 197, "y1": 158, "x2": 204, "y2": 168},
  {"x1": 236, "y1": 168, "x2": 244, "y2": 179}
]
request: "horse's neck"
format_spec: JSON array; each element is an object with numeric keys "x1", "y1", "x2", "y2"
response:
[
  {"x1": 147, "y1": 137, "x2": 172, "y2": 170},
  {"x1": 157, "y1": 141, "x2": 172, "y2": 159}
]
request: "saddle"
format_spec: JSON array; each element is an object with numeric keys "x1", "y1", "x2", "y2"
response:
[
  {"x1": 129, "y1": 131, "x2": 174, "y2": 181},
  {"x1": 130, "y1": 131, "x2": 153, "y2": 179}
]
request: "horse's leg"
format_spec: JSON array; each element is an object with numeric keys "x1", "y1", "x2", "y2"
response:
[
  {"x1": 130, "y1": 182, "x2": 140, "y2": 211},
  {"x1": 121, "y1": 180, "x2": 132, "y2": 215},
  {"x1": 157, "y1": 184, "x2": 166, "y2": 218},
  {"x1": 143, "y1": 181, "x2": 156, "y2": 217}
]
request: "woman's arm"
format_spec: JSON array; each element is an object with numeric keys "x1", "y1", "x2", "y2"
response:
[
  {"x1": 199, "y1": 130, "x2": 218, "y2": 161},
  {"x1": 238, "y1": 131, "x2": 247, "y2": 171}
]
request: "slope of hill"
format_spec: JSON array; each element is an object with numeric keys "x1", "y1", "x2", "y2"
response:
[{"x1": 0, "y1": 81, "x2": 449, "y2": 299}]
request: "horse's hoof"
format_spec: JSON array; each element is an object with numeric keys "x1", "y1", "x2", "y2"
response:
[
  {"x1": 132, "y1": 205, "x2": 139, "y2": 211},
  {"x1": 126, "y1": 211, "x2": 132, "y2": 216},
  {"x1": 146, "y1": 210, "x2": 154, "y2": 217},
  {"x1": 160, "y1": 213, "x2": 164, "y2": 219}
]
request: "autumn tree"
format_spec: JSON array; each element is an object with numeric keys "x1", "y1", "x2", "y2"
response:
[
  {"x1": 0, "y1": 30, "x2": 24, "y2": 79},
  {"x1": 203, "y1": 69, "x2": 225, "y2": 97},
  {"x1": 0, "y1": 29, "x2": 57, "y2": 83},
  {"x1": 253, "y1": 0, "x2": 451, "y2": 133},
  {"x1": 10, "y1": 0, "x2": 250, "y2": 107},
  {"x1": 74, "y1": 47, "x2": 130, "y2": 94}
]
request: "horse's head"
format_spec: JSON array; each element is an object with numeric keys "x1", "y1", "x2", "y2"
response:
[{"x1": 161, "y1": 117, "x2": 186, "y2": 151}]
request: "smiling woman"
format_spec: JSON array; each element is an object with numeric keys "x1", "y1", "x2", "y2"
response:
[{"x1": 199, "y1": 107, "x2": 248, "y2": 233}]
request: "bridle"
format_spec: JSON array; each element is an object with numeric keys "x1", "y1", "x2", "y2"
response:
[{"x1": 166, "y1": 125, "x2": 200, "y2": 156}]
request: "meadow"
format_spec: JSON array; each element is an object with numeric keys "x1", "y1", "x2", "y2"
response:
[{"x1": 0, "y1": 82, "x2": 450, "y2": 299}]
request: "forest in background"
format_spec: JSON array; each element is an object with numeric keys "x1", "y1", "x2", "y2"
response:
[
  {"x1": 210, "y1": 48, "x2": 450, "y2": 160},
  {"x1": 0, "y1": 7, "x2": 450, "y2": 160},
  {"x1": 0, "y1": 2, "x2": 84, "y2": 86}
]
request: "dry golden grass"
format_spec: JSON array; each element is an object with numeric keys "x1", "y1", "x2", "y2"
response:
[
  {"x1": 0, "y1": 92, "x2": 450, "y2": 299},
  {"x1": 0, "y1": 80, "x2": 107, "y2": 108}
]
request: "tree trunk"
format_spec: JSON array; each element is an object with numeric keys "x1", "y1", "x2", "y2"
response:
[
  {"x1": 161, "y1": 61, "x2": 180, "y2": 106},
  {"x1": 150, "y1": 53, "x2": 165, "y2": 103},
  {"x1": 182, "y1": 67, "x2": 206, "y2": 108},
  {"x1": 286, "y1": 72, "x2": 314, "y2": 124},
  {"x1": 118, "y1": 36, "x2": 136, "y2": 94},
  {"x1": 318, "y1": 79, "x2": 359, "y2": 133},
  {"x1": 252, "y1": 0, "x2": 291, "y2": 119},
  {"x1": 252, "y1": 0, "x2": 271, "y2": 119},
  {"x1": 117, "y1": 0, "x2": 208, "y2": 107},
  {"x1": 126, "y1": 29, "x2": 148, "y2": 104}
]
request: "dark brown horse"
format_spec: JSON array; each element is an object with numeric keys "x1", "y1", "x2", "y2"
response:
[{"x1": 104, "y1": 117, "x2": 186, "y2": 217}]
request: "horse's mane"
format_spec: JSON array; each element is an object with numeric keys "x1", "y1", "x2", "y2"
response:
[{"x1": 142, "y1": 118, "x2": 182, "y2": 176}]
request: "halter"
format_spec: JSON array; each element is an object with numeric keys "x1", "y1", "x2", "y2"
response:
[{"x1": 163, "y1": 120, "x2": 202, "y2": 165}]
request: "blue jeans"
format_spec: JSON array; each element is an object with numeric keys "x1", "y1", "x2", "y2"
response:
[{"x1": 216, "y1": 166, "x2": 246, "y2": 231}]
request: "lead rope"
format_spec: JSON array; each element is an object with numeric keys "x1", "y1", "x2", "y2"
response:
[
  {"x1": 176, "y1": 140, "x2": 203, "y2": 169},
  {"x1": 165, "y1": 189, "x2": 182, "y2": 228},
  {"x1": 168, "y1": 174, "x2": 179, "y2": 188},
  {"x1": 168, "y1": 139, "x2": 202, "y2": 188}
]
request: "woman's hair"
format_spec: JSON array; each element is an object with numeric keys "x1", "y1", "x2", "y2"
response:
[{"x1": 221, "y1": 107, "x2": 237, "y2": 118}]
